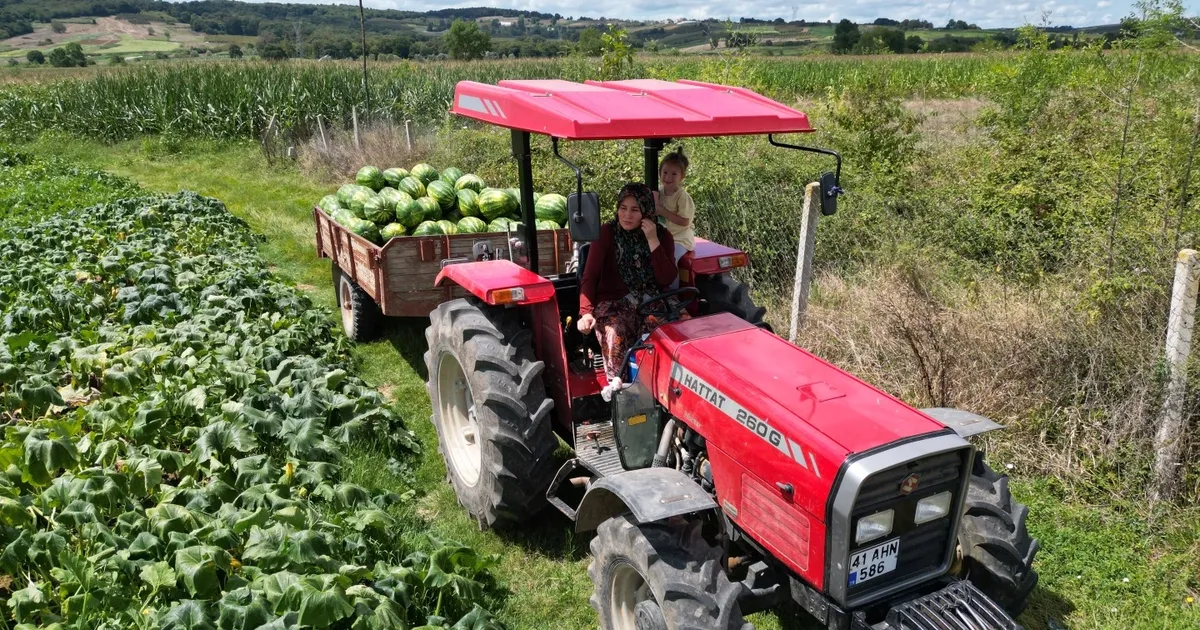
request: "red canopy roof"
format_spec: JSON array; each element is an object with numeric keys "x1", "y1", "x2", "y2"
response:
[{"x1": 450, "y1": 79, "x2": 813, "y2": 140}]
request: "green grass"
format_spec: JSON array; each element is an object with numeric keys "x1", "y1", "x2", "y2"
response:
[
  {"x1": 85, "y1": 35, "x2": 180, "y2": 54},
  {"x1": 13, "y1": 133, "x2": 1200, "y2": 630}
]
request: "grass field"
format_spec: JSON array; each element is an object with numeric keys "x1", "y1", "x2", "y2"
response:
[{"x1": 12, "y1": 132, "x2": 1198, "y2": 630}]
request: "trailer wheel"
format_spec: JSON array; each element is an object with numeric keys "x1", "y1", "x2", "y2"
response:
[
  {"x1": 955, "y1": 454, "x2": 1040, "y2": 616},
  {"x1": 424, "y1": 298, "x2": 557, "y2": 528},
  {"x1": 696, "y1": 274, "x2": 770, "y2": 332},
  {"x1": 332, "y1": 264, "x2": 383, "y2": 342},
  {"x1": 589, "y1": 515, "x2": 752, "y2": 630}
]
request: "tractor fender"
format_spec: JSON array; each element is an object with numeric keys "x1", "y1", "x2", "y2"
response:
[
  {"x1": 920, "y1": 408, "x2": 1005, "y2": 438},
  {"x1": 433, "y1": 259, "x2": 555, "y2": 306},
  {"x1": 574, "y1": 468, "x2": 717, "y2": 533}
]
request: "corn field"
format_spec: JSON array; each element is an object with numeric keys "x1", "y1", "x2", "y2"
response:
[{"x1": 3, "y1": 52, "x2": 1187, "y2": 142}]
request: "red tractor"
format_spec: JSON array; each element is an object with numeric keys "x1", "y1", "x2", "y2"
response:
[{"x1": 409, "y1": 80, "x2": 1038, "y2": 629}]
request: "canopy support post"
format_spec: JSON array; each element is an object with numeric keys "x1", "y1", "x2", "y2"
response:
[
  {"x1": 512, "y1": 129, "x2": 538, "y2": 274},
  {"x1": 644, "y1": 138, "x2": 668, "y2": 192}
]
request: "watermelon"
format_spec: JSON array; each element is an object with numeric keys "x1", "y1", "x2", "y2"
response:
[
  {"x1": 356, "y1": 166, "x2": 386, "y2": 191},
  {"x1": 332, "y1": 208, "x2": 356, "y2": 227},
  {"x1": 444, "y1": 208, "x2": 464, "y2": 223},
  {"x1": 427, "y1": 180, "x2": 457, "y2": 211},
  {"x1": 380, "y1": 223, "x2": 407, "y2": 240},
  {"x1": 348, "y1": 189, "x2": 375, "y2": 218},
  {"x1": 378, "y1": 187, "x2": 405, "y2": 209},
  {"x1": 336, "y1": 184, "x2": 358, "y2": 206},
  {"x1": 454, "y1": 174, "x2": 486, "y2": 192},
  {"x1": 415, "y1": 197, "x2": 441, "y2": 222},
  {"x1": 440, "y1": 166, "x2": 464, "y2": 185},
  {"x1": 382, "y1": 167, "x2": 409, "y2": 187},
  {"x1": 318, "y1": 194, "x2": 341, "y2": 214},
  {"x1": 436, "y1": 220, "x2": 459, "y2": 235},
  {"x1": 478, "y1": 188, "x2": 517, "y2": 221},
  {"x1": 457, "y1": 217, "x2": 488, "y2": 233},
  {"x1": 505, "y1": 188, "x2": 522, "y2": 210},
  {"x1": 362, "y1": 196, "x2": 393, "y2": 224},
  {"x1": 395, "y1": 196, "x2": 423, "y2": 228},
  {"x1": 536, "y1": 219, "x2": 560, "y2": 231},
  {"x1": 488, "y1": 217, "x2": 524, "y2": 233},
  {"x1": 535, "y1": 193, "x2": 568, "y2": 224},
  {"x1": 411, "y1": 163, "x2": 439, "y2": 186},
  {"x1": 412, "y1": 220, "x2": 443, "y2": 236},
  {"x1": 349, "y1": 218, "x2": 381, "y2": 244},
  {"x1": 397, "y1": 176, "x2": 426, "y2": 199},
  {"x1": 456, "y1": 189, "x2": 480, "y2": 218}
]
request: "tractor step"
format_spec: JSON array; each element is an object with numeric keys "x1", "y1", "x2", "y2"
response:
[
  {"x1": 574, "y1": 421, "x2": 624, "y2": 477},
  {"x1": 868, "y1": 580, "x2": 1021, "y2": 630}
]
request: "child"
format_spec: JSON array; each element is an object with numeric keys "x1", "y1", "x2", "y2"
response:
[{"x1": 655, "y1": 147, "x2": 694, "y2": 288}]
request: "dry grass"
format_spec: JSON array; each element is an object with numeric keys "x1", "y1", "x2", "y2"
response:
[{"x1": 297, "y1": 121, "x2": 438, "y2": 185}]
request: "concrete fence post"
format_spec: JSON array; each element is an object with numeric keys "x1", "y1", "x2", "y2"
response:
[
  {"x1": 405, "y1": 120, "x2": 414, "y2": 152},
  {"x1": 352, "y1": 108, "x2": 361, "y2": 150},
  {"x1": 788, "y1": 182, "x2": 822, "y2": 344},
  {"x1": 1151, "y1": 248, "x2": 1200, "y2": 505}
]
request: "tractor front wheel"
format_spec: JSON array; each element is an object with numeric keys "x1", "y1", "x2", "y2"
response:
[
  {"x1": 696, "y1": 274, "x2": 769, "y2": 331},
  {"x1": 955, "y1": 454, "x2": 1040, "y2": 616},
  {"x1": 589, "y1": 515, "x2": 752, "y2": 630},
  {"x1": 424, "y1": 298, "x2": 558, "y2": 528}
]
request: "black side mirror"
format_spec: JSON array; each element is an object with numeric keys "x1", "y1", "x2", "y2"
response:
[
  {"x1": 568, "y1": 192, "x2": 601, "y2": 242},
  {"x1": 819, "y1": 171, "x2": 840, "y2": 216}
]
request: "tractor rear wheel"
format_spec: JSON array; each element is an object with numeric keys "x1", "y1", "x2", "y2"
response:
[
  {"x1": 589, "y1": 515, "x2": 752, "y2": 630},
  {"x1": 955, "y1": 454, "x2": 1040, "y2": 616},
  {"x1": 332, "y1": 264, "x2": 383, "y2": 342},
  {"x1": 696, "y1": 274, "x2": 770, "y2": 331},
  {"x1": 424, "y1": 298, "x2": 558, "y2": 528}
]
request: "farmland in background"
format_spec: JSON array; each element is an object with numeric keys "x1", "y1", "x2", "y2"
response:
[{"x1": 3, "y1": 5, "x2": 1200, "y2": 629}]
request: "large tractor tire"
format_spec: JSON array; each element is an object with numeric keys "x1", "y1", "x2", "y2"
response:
[
  {"x1": 696, "y1": 274, "x2": 769, "y2": 331},
  {"x1": 955, "y1": 454, "x2": 1040, "y2": 616},
  {"x1": 424, "y1": 298, "x2": 558, "y2": 528},
  {"x1": 589, "y1": 515, "x2": 752, "y2": 630},
  {"x1": 332, "y1": 264, "x2": 383, "y2": 342}
]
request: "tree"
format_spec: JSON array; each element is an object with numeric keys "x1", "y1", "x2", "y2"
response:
[
  {"x1": 599, "y1": 26, "x2": 632, "y2": 79},
  {"x1": 228, "y1": 44, "x2": 243, "y2": 59},
  {"x1": 51, "y1": 20, "x2": 66, "y2": 34},
  {"x1": 47, "y1": 42, "x2": 87, "y2": 67},
  {"x1": 259, "y1": 43, "x2": 288, "y2": 61},
  {"x1": 577, "y1": 27, "x2": 602, "y2": 56},
  {"x1": 25, "y1": 50, "x2": 44, "y2": 65},
  {"x1": 445, "y1": 19, "x2": 490, "y2": 60},
  {"x1": 832, "y1": 19, "x2": 860, "y2": 53}
]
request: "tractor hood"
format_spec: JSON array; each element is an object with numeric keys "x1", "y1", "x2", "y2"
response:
[{"x1": 666, "y1": 322, "x2": 946, "y2": 456}]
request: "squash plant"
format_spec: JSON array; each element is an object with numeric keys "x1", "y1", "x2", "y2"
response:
[{"x1": 0, "y1": 159, "x2": 505, "y2": 630}]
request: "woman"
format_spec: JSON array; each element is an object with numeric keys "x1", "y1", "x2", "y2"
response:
[{"x1": 578, "y1": 183, "x2": 678, "y2": 400}]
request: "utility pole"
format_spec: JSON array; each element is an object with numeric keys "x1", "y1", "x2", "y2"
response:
[{"x1": 359, "y1": 0, "x2": 370, "y2": 119}]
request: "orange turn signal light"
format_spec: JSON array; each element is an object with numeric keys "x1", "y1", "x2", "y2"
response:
[{"x1": 489, "y1": 287, "x2": 527, "y2": 304}]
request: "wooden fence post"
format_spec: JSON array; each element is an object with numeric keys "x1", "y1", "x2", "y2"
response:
[
  {"x1": 788, "y1": 182, "x2": 822, "y2": 343},
  {"x1": 317, "y1": 115, "x2": 330, "y2": 151},
  {"x1": 1151, "y1": 248, "x2": 1200, "y2": 505},
  {"x1": 352, "y1": 108, "x2": 361, "y2": 150}
]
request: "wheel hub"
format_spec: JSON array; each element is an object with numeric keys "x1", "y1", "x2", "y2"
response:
[
  {"x1": 609, "y1": 562, "x2": 654, "y2": 630},
  {"x1": 436, "y1": 353, "x2": 481, "y2": 487},
  {"x1": 339, "y1": 277, "x2": 354, "y2": 335}
]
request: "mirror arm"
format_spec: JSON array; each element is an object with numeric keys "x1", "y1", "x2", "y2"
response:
[
  {"x1": 767, "y1": 135, "x2": 844, "y2": 198},
  {"x1": 552, "y1": 137, "x2": 585, "y2": 223}
]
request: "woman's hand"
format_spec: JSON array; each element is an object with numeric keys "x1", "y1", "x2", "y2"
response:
[
  {"x1": 577, "y1": 313, "x2": 596, "y2": 334},
  {"x1": 641, "y1": 219, "x2": 660, "y2": 250}
]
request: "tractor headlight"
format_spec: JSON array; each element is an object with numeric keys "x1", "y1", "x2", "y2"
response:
[
  {"x1": 914, "y1": 491, "x2": 953, "y2": 525},
  {"x1": 854, "y1": 509, "x2": 894, "y2": 545}
]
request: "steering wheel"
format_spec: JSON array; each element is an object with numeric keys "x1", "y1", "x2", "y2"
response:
[{"x1": 637, "y1": 287, "x2": 700, "y2": 323}]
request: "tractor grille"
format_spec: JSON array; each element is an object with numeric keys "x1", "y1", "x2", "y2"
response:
[
  {"x1": 846, "y1": 450, "x2": 966, "y2": 601},
  {"x1": 884, "y1": 580, "x2": 1020, "y2": 630}
]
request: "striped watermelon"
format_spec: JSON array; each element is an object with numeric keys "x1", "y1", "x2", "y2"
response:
[
  {"x1": 318, "y1": 195, "x2": 341, "y2": 214},
  {"x1": 536, "y1": 219, "x2": 560, "y2": 230},
  {"x1": 411, "y1": 163, "x2": 439, "y2": 185},
  {"x1": 415, "y1": 197, "x2": 442, "y2": 222},
  {"x1": 427, "y1": 180, "x2": 457, "y2": 211},
  {"x1": 413, "y1": 220, "x2": 443, "y2": 236},
  {"x1": 395, "y1": 196, "x2": 422, "y2": 228},
  {"x1": 456, "y1": 189, "x2": 480, "y2": 218},
  {"x1": 436, "y1": 220, "x2": 459, "y2": 235},
  {"x1": 535, "y1": 193, "x2": 568, "y2": 224},
  {"x1": 478, "y1": 188, "x2": 517, "y2": 221},
  {"x1": 454, "y1": 174, "x2": 486, "y2": 192},
  {"x1": 380, "y1": 223, "x2": 407, "y2": 239},
  {"x1": 383, "y1": 167, "x2": 408, "y2": 187},
  {"x1": 457, "y1": 217, "x2": 488, "y2": 233},
  {"x1": 440, "y1": 167, "x2": 464, "y2": 185},
  {"x1": 397, "y1": 176, "x2": 425, "y2": 199},
  {"x1": 356, "y1": 166, "x2": 386, "y2": 191}
]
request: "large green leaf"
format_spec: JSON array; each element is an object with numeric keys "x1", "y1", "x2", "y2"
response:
[
  {"x1": 195, "y1": 420, "x2": 258, "y2": 463},
  {"x1": 158, "y1": 599, "x2": 216, "y2": 630},
  {"x1": 216, "y1": 587, "x2": 273, "y2": 630},
  {"x1": 141, "y1": 560, "x2": 176, "y2": 590},
  {"x1": 174, "y1": 545, "x2": 232, "y2": 599},
  {"x1": 8, "y1": 580, "x2": 47, "y2": 623},
  {"x1": 22, "y1": 428, "x2": 79, "y2": 485}
]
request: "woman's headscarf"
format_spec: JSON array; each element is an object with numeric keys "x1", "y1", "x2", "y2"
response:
[{"x1": 611, "y1": 183, "x2": 659, "y2": 299}]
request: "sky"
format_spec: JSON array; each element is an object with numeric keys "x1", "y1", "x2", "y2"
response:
[{"x1": 234, "y1": 0, "x2": 1197, "y2": 29}]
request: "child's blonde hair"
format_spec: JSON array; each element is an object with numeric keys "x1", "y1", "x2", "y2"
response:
[{"x1": 660, "y1": 145, "x2": 689, "y2": 175}]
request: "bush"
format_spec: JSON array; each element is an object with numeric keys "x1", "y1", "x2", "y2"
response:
[
  {"x1": 25, "y1": 49, "x2": 44, "y2": 65},
  {"x1": 47, "y1": 42, "x2": 87, "y2": 68},
  {"x1": 50, "y1": 20, "x2": 66, "y2": 34}
]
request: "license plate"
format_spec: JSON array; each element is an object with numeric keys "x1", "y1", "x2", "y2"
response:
[{"x1": 848, "y1": 538, "x2": 900, "y2": 586}]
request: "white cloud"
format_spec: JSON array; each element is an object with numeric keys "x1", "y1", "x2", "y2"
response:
[{"x1": 228, "y1": 0, "x2": 1171, "y2": 27}]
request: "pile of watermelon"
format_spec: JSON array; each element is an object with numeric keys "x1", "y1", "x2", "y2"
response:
[{"x1": 317, "y1": 163, "x2": 569, "y2": 244}]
